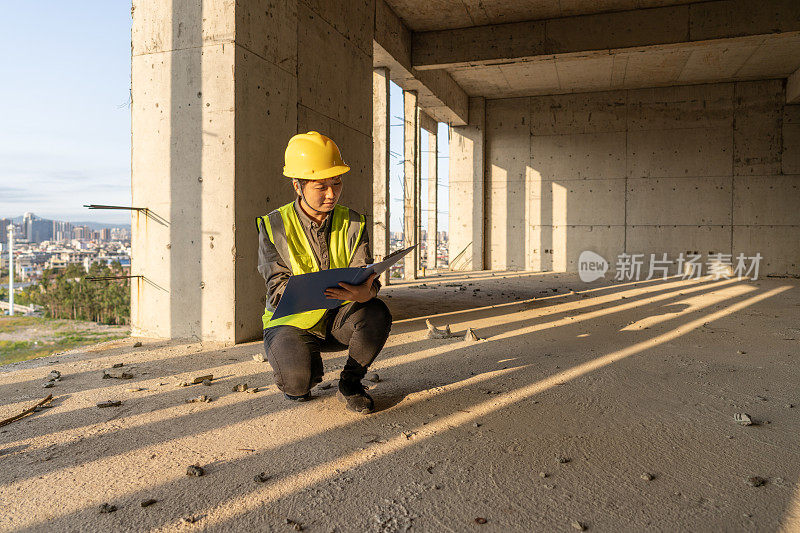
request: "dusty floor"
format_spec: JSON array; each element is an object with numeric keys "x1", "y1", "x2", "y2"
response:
[{"x1": 1, "y1": 272, "x2": 799, "y2": 532}]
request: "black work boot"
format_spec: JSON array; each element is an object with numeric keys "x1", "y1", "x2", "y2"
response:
[
  {"x1": 337, "y1": 357, "x2": 374, "y2": 414},
  {"x1": 284, "y1": 392, "x2": 311, "y2": 402}
]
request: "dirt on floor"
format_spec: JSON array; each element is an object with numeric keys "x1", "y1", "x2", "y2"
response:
[
  {"x1": 0, "y1": 272, "x2": 798, "y2": 532},
  {"x1": 0, "y1": 316, "x2": 130, "y2": 365}
]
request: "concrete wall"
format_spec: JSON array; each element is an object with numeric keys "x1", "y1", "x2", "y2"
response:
[
  {"x1": 484, "y1": 79, "x2": 800, "y2": 276},
  {"x1": 132, "y1": 0, "x2": 373, "y2": 343}
]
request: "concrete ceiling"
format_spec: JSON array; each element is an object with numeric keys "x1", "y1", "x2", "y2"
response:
[
  {"x1": 446, "y1": 32, "x2": 800, "y2": 98},
  {"x1": 385, "y1": 0, "x2": 703, "y2": 31}
]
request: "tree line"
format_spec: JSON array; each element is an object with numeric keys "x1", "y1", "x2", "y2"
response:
[{"x1": 12, "y1": 262, "x2": 131, "y2": 325}]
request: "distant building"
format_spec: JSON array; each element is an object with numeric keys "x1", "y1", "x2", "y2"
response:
[
  {"x1": 53, "y1": 220, "x2": 73, "y2": 243},
  {"x1": 0, "y1": 218, "x2": 11, "y2": 244}
]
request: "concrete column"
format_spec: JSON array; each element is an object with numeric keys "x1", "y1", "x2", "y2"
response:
[
  {"x1": 132, "y1": 1, "x2": 373, "y2": 342},
  {"x1": 403, "y1": 90, "x2": 419, "y2": 279},
  {"x1": 448, "y1": 97, "x2": 485, "y2": 271},
  {"x1": 427, "y1": 128, "x2": 438, "y2": 269},
  {"x1": 372, "y1": 68, "x2": 391, "y2": 286}
]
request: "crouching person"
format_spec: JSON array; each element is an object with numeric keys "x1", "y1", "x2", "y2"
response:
[{"x1": 256, "y1": 132, "x2": 392, "y2": 414}]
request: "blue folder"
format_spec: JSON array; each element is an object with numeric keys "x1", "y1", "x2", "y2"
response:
[{"x1": 270, "y1": 245, "x2": 416, "y2": 320}]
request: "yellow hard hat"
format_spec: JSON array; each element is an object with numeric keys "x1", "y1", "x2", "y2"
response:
[{"x1": 283, "y1": 131, "x2": 350, "y2": 180}]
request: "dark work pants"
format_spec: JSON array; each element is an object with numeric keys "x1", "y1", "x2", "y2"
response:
[{"x1": 262, "y1": 298, "x2": 392, "y2": 396}]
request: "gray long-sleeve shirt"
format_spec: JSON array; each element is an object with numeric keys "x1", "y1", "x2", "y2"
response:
[{"x1": 257, "y1": 197, "x2": 380, "y2": 337}]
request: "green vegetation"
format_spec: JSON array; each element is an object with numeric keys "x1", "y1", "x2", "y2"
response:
[
  {"x1": 0, "y1": 316, "x2": 128, "y2": 365},
  {"x1": 21, "y1": 261, "x2": 130, "y2": 325}
]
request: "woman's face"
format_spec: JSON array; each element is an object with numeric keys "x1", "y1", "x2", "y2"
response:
[{"x1": 295, "y1": 177, "x2": 343, "y2": 213}]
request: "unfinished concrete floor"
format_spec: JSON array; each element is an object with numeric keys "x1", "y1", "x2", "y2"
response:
[{"x1": 1, "y1": 272, "x2": 799, "y2": 532}]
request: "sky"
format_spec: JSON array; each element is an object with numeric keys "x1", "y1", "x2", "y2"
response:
[
  {"x1": 0, "y1": 2, "x2": 133, "y2": 225},
  {"x1": 0, "y1": 3, "x2": 449, "y2": 232},
  {"x1": 388, "y1": 82, "x2": 450, "y2": 234}
]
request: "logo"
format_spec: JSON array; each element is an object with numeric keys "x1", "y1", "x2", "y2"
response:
[{"x1": 578, "y1": 250, "x2": 609, "y2": 282}]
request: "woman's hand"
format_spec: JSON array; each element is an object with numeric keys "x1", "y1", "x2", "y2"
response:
[{"x1": 324, "y1": 272, "x2": 377, "y2": 303}]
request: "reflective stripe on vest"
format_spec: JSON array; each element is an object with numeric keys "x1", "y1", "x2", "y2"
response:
[{"x1": 257, "y1": 202, "x2": 365, "y2": 330}]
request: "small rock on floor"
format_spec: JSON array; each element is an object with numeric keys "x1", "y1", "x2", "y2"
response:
[
  {"x1": 133, "y1": 341, "x2": 143, "y2": 347},
  {"x1": 474, "y1": 517, "x2": 487, "y2": 524},
  {"x1": 98, "y1": 503, "x2": 117, "y2": 514},
  {"x1": 253, "y1": 353, "x2": 266, "y2": 362},
  {"x1": 734, "y1": 413, "x2": 753, "y2": 426},
  {"x1": 747, "y1": 476, "x2": 766, "y2": 487},
  {"x1": 285, "y1": 518, "x2": 303, "y2": 531},
  {"x1": 254, "y1": 472, "x2": 271, "y2": 483},
  {"x1": 186, "y1": 464, "x2": 205, "y2": 477},
  {"x1": 185, "y1": 396, "x2": 212, "y2": 404},
  {"x1": 97, "y1": 400, "x2": 122, "y2": 408},
  {"x1": 556, "y1": 455, "x2": 571, "y2": 464},
  {"x1": 232, "y1": 384, "x2": 248, "y2": 392},
  {"x1": 572, "y1": 520, "x2": 587, "y2": 531},
  {"x1": 364, "y1": 372, "x2": 380, "y2": 383},
  {"x1": 641, "y1": 473, "x2": 654, "y2": 481},
  {"x1": 140, "y1": 499, "x2": 158, "y2": 508}
]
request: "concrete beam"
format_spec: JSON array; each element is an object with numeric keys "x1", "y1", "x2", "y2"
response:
[
  {"x1": 420, "y1": 111, "x2": 437, "y2": 134},
  {"x1": 403, "y1": 90, "x2": 420, "y2": 279},
  {"x1": 788, "y1": 68, "x2": 800, "y2": 104},
  {"x1": 426, "y1": 128, "x2": 438, "y2": 269},
  {"x1": 372, "y1": 68, "x2": 391, "y2": 286},
  {"x1": 413, "y1": 0, "x2": 800, "y2": 70},
  {"x1": 374, "y1": 0, "x2": 468, "y2": 126}
]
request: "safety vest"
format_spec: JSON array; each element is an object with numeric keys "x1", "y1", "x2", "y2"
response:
[{"x1": 256, "y1": 202, "x2": 366, "y2": 330}]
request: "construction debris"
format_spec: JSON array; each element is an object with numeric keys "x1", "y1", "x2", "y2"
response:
[
  {"x1": 285, "y1": 518, "x2": 303, "y2": 531},
  {"x1": 186, "y1": 464, "x2": 205, "y2": 476},
  {"x1": 97, "y1": 400, "x2": 122, "y2": 408},
  {"x1": 572, "y1": 520, "x2": 587, "y2": 531},
  {"x1": 102, "y1": 370, "x2": 134, "y2": 380},
  {"x1": 734, "y1": 413, "x2": 753, "y2": 426},
  {"x1": 0, "y1": 394, "x2": 54, "y2": 428},
  {"x1": 98, "y1": 503, "x2": 117, "y2": 514},
  {"x1": 232, "y1": 383, "x2": 249, "y2": 392},
  {"x1": 464, "y1": 328, "x2": 482, "y2": 342},
  {"x1": 185, "y1": 396, "x2": 212, "y2": 404},
  {"x1": 140, "y1": 499, "x2": 158, "y2": 508},
  {"x1": 253, "y1": 472, "x2": 271, "y2": 483},
  {"x1": 426, "y1": 319, "x2": 455, "y2": 339}
]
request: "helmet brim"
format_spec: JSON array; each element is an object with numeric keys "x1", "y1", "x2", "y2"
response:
[{"x1": 283, "y1": 165, "x2": 350, "y2": 180}]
